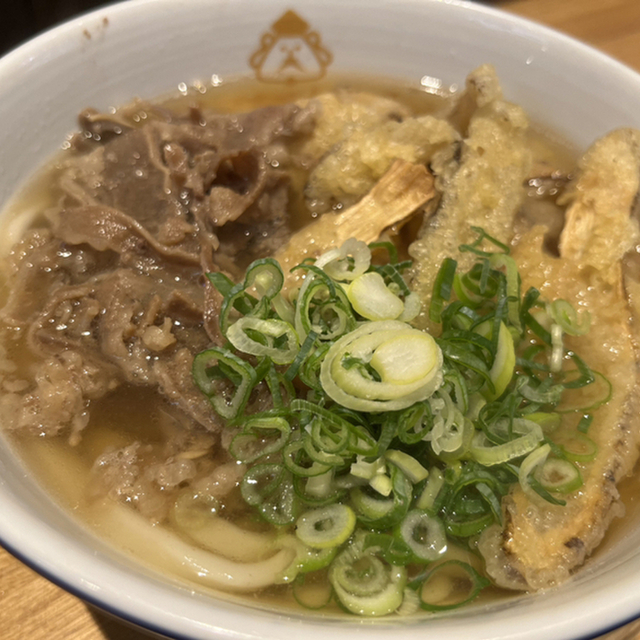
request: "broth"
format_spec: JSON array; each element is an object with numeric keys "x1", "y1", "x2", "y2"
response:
[{"x1": 0, "y1": 69, "x2": 634, "y2": 617}]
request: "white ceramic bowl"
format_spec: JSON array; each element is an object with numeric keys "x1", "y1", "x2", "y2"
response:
[{"x1": 2, "y1": 1, "x2": 640, "y2": 638}]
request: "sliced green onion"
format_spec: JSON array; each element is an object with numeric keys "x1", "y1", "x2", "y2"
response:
[
  {"x1": 437, "y1": 339, "x2": 494, "y2": 394},
  {"x1": 489, "y1": 253, "x2": 522, "y2": 333},
  {"x1": 292, "y1": 272, "x2": 334, "y2": 342},
  {"x1": 535, "y1": 458, "x2": 583, "y2": 493},
  {"x1": 227, "y1": 317, "x2": 299, "y2": 365},
  {"x1": 192, "y1": 348, "x2": 257, "y2": 420},
  {"x1": 466, "y1": 393, "x2": 486, "y2": 421},
  {"x1": 363, "y1": 532, "x2": 414, "y2": 565},
  {"x1": 396, "y1": 402, "x2": 433, "y2": 444},
  {"x1": 396, "y1": 587, "x2": 421, "y2": 616},
  {"x1": 428, "y1": 410, "x2": 473, "y2": 461},
  {"x1": 384, "y1": 450, "x2": 429, "y2": 484},
  {"x1": 519, "y1": 380, "x2": 564, "y2": 405},
  {"x1": 192, "y1": 228, "x2": 606, "y2": 616},
  {"x1": 293, "y1": 472, "x2": 345, "y2": 508},
  {"x1": 320, "y1": 238, "x2": 371, "y2": 282},
  {"x1": 371, "y1": 261, "x2": 412, "y2": 296},
  {"x1": 290, "y1": 399, "x2": 369, "y2": 449},
  {"x1": 474, "y1": 320, "x2": 516, "y2": 400},
  {"x1": 284, "y1": 330, "x2": 319, "y2": 382},
  {"x1": 429, "y1": 257, "x2": 457, "y2": 323},
  {"x1": 218, "y1": 281, "x2": 260, "y2": 336},
  {"x1": 351, "y1": 488, "x2": 395, "y2": 525},
  {"x1": 459, "y1": 226, "x2": 510, "y2": 256},
  {"x1": 351, "y1": 467, "x2": 412, "y2": 530},
  {"x1": 562, "y1": 352, "x2": 596, "y2": 390},
  {"x1": 294, "y1": 273, "x2": 355, "y2": 343},
  {"x1": 350, "y1": 455, "x2": 386, "y2": 481},
  {"x1": 554, "y1": 431, "x2": 597, "y2": 463},
  {"x1": 305, "y1": 469, "x2": 335, "y2": 498},
  {"x1": 241, "y1": 464, "x2": 286, "y2": 506},
  {"x1": 367, "y1": 473, "x2": 391, "y2": 497},
  {"x1": 396, "y1": 510, "x2": 447, "y2": 562},
  {"x1": 559, "y1": 369, "x2": 612, "y2": 413},
  {"x1": 320, "y1": 320, "x2": 443, "y2": 412},
  {"x1": 577, "y1": 414, "x2": 594, "y2": 434},
  {"x1": 416, "y1": 468, "x2": 445, "y2": 512},
  {"x1": 470, "y1": 419, "x2": 543, "y2": 466},
  {"x1": 368, "y1": 241, "x2": 398, "y2": 264},
  {"x1": 205, "y1": 270, "x2": 235, "y2": 296},
  {"x1": 309, "y1": 417, "x2": 349, "y2": 456},
  {"x1": 272, "y1": 292, "x2": 296, "y2": 325},
  {"x1": 292, "y1": 571, "x2": 334, "y2": 609},
  {"x1": 518, "y1": 444, "x2": 551, "y2": 500},
  {"x1": 525, "y1": 412, "x2": 562, "y2": 433},
  {"x1": 297, "y1": 342, "x2": 330, "y2": 391},
  {"x1": 259, "y1": 477, "x2": 298, "y2": 525},
  {"x1": 412, "y1": 560, "x2": 490, "y2": 611},
  {"x1": 346, "y1": 426, "x2": 380, "y2": 458},
  {"x1": 296, "y1": 504, "x2": 356, "y2": 549},
  {"x1": 347, "y1": 272, "x2": 404, "y2": 321},
  {"x1": 330, "y1": 550, "x2": 407, "y2": 617},
  {"x1": 230, "y1": 416, "x2": 291, "y2": 464},
  {"x1": 444, "y1": 512, "x2": 494, "y2": 538},
  {"x1": 453, "y1": 273, "x2": 484, "y2": 307},
  {"x1": 264, "y1": 365, "x2": 295, "y2": 410},
  {"x1": 522, "y1": 290, "x2": 552, "y2": 344},
  {"x1": 283, "y1": 440, "x2": 332, "y2": 478},
  {"x1": 475, "y1": 482, "x2": 503, "y2": 523},
  {"x1": 295, "y1": 544, "x2": 338, "y2": 574},
  {"x1": 398, "y1": 292, "x2": 422, "y2": 323},
  {"x1": 303, "y1": 434, "x2": 344, "y2": 467},
  {"x1": 244, "y1": 258, "x2": 284, "y2": 298},
  {"x1": 550, "y1": 323, "x2": 564, "y2": 373},
  {"x1": 549, "y1": 299, "x2": 591, "y2": 336}
]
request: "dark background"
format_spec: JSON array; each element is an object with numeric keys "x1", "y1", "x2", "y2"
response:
[
  {"x1": 1, "y1": 0, "x2": 112, "y2": 54},
  {"x1": 0, "y1": 1, "x2": 492, "y2": 56}
]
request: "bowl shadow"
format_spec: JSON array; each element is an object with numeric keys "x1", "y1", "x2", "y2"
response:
[{"x1": 89, "y1": 606, "x2": 167, "y2": 640}]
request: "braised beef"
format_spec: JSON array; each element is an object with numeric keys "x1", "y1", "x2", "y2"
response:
[{"x1": 0, "y1": 101, "x2": 316, "y2": 443}]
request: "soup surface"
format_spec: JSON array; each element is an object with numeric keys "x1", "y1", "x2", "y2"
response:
[{"x1": 1, "y1": 66, "x2": 638, "y2": 617}]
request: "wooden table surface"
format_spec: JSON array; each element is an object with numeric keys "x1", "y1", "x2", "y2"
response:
[{"x1": 3, "y1": 1, "x2": 640, "y2": 638}]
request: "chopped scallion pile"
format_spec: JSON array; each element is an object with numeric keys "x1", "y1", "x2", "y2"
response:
[{"x1": 193, "y1": 229, "x2": 605, "y2": 616}]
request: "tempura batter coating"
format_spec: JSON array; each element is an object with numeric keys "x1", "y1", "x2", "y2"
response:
[
  {"x1": 408, "y1": 65, "x2": 531, "y2": 331},
  {"x1": 301, "y1": 91, "x2": 413, "y2": 161},
  {"x1": 479, "y1": 129, "x2": 640, "y2": 590},
  {"x1": 306, "y1": 114, "x2": 458, "y2": 212},
  {"x1": 559, "y1": 128, "x2": 640, "y2": 283}
]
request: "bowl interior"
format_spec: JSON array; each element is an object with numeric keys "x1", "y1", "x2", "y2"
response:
[{"x1": 2, "y1": 1, "x2": 640, "y2": 638}]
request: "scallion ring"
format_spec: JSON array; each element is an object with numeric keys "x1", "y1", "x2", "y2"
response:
[
  {"x1": 226, "y1": 317, "x2": 299, "y2": 365},
  {"x1": 534, "y1": 458, "x2": 583, "y2": 493},
  {"x1": 412, "y1": 560, "x2": 490, "y2": 611},
  {"x1": 347, "y1": 272, "x2": 404, "y2": 321},
  {"x1": 296, "y1": 504, "x2": 356, "y2": 549},
  {"x1": 192, "y1": 348, "x2": 257, "y2": 420},
  {"x1": 470, "y1": 419, "x2": 543, "y2": 466},
  {"x1": 330, "y1": 550, "x2": 407, "y2": 617},
  {"x1": 549, "y1": 299, "x2": 591, "y2": 336},
  {"x1": 395, "y1": 510, "x2": 447, "y2": 562},
  {"x1": 320, "y1": 320, "x2": 443, "y2": 412}
]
